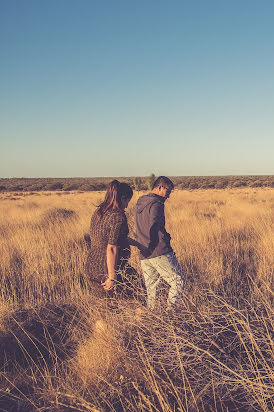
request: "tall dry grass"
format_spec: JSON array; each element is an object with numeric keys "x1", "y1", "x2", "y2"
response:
[{"x1": 0, "y1": 188, "x2": 273, "y2": 411}]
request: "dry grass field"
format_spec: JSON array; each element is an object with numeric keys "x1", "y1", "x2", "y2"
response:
[{"x1": 0, "y1": 188, "x2": 273, "y2": 411}]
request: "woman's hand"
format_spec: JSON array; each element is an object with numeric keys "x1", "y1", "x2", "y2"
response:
[
  {"x1": 104, "y1": 244, "x2": 118, "y2": 290},
  {"x1": 102, "y1": 278, "x2": 115, "y2": 291}
]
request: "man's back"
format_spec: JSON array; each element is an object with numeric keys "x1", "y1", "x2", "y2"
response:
[{"x1": 135, "y1": 193, "x2": 172, "y2": 260}]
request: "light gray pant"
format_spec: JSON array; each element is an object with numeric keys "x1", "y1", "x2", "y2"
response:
[{"x1": 140, "y1": 252, "x2": 184, "y2": 310}]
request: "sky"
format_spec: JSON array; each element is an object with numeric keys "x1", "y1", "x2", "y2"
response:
[{"x1": 1, "y1": 0, "x2": 274, "y2": 177}]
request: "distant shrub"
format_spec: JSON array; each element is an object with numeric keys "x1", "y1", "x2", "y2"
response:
[
  {"x1": 93, "y1": 183, "x2": 107, "y2": 191},
  {"x1": 180, "y1": 181, "x2": 190, "y2": 189},
  {"x1": 199, "y1": 183, "x2": 208, "y2": 189},
  {"x1": 42, "y1": 208, "x2": 78, "y2": 225},
  {"x1": 146, "y1": 173, "x2": 156, "y2": 191},
  {"x1": 76, "y1": 182, "x2": 107, "y2": 191},
  {"x1": 9, "y1": 185, "x2": 24, "y2": 191},
  {"x1": 44, "y1": 182, "x2": 63, "y2": 191},
  {"x1": 198, "y1": 181, "x2": 215, "y2": 189},
  {"x1": 188, "y1": 182, "x2": 199, "y2": 190},
  {"x1": 232, "y1": 180, "x2": 244, "y2": 188},
  {"x1": 249, "y1": 180, "x2": 263, "y2": 188},
  {"x1": 246, "y1": 180, "x2": 253, "y2": 187},
  {"x1": 24, "y1": 201, "x2": 39, "y2": 209},
  {"x1": 0, "y1": 186, "x2": 6, "y2": 191},
  {"x1": 63, "y1": 184, "x2": 80, "y2": 191},
  {"x1": 215, "y1": 180, "x2": 228, "y2": 189},
  {"x1": 80, "y1": 184, "x2": 97, "y2": 191},
  {"x1": 27, "y1": 184, "x2": 44, "y2": 191},
  {"x1": 133, "y1": 177, "x2": 142, "y2": 192}
]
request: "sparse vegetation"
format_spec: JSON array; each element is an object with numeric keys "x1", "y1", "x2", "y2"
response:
[
  {"x1": 133, "y1": 176, "x2": 142, "y2": 192},
  {"x1": 0, "y1": 188, "x2": 273, "y2": 411},
  {"x1": 146, "y1": 173, "x2": 156, "y2": 190},
  {"x1": 1, "y1": 175, "x2": 273, "y2": 193}
]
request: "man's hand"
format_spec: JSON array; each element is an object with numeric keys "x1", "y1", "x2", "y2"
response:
[{"x1": 139, "y1": 245, "x2": 151, "y2": 257}]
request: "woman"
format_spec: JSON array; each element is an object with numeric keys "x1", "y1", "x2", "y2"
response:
[{"x1": 85, "y1": 180, "x2": 136, "y2": 297}]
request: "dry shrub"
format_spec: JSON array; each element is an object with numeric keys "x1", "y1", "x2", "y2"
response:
[
  {"x1": 75, "y1": 318, "x2": 123, "y2": 384},
  {"x1": 0, "y1": 302, "x2": 88, "y2": 411},
  {"x1": 0, "y1": 303, "x2": 82, "y2": 371},
  {"x1": 41, "y1": 207, "x2": 78, "y2": 225}
]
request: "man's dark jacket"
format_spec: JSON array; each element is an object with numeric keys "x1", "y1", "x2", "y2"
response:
[{"x1": 135, "y1": 193, "x2": 173, "y2": 260}]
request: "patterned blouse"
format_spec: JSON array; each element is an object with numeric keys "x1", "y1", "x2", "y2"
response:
[{"x1": 85, "y1": 208, "x2": 130, "y2": 283}]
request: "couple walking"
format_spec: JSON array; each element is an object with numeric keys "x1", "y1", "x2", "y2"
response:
[{"x1": 86, "y1": 176, "x2": 184, "y2": 311}]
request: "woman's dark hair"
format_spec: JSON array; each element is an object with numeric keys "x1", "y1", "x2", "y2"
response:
[{"x1": 97, "y1": 180, "x2": 133, "y2": 219}]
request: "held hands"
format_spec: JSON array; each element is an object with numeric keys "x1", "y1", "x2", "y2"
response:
[
  {"x1": 101, "y1": 277, "x2": 115, "y2": 291},
  {"x1": 127, "y1": 237, "x2": 150, "y2": 255}
]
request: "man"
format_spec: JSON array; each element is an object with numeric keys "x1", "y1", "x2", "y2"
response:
[{"x1": 135, "y1": 176, "x2": 184, "y2": 311}]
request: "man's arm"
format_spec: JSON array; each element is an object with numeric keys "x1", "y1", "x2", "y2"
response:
[
  {"x1": 127, "y1": 237, "x2": 149, "y2": 255},
  {"x1": 148, "y1": 201, "x2": 163, "y2": 253}
]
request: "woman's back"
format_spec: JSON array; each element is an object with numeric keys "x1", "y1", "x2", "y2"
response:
[{"x1": 86, "y1": 208, "x2": 129, "y2": 279}]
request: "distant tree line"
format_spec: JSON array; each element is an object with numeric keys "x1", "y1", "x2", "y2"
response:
[
  {"x1": 177, "y1": 175, "x2": 274, "y2": 190},
  {"x1": 0, "y1": 175, "x2": 273, "y2": 193}
]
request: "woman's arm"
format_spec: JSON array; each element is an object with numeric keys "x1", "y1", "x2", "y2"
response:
[{"x1": 102, "y1": 244, "x2": 118, "y2": 290}]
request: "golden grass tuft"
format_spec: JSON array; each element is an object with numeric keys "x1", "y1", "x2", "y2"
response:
[{"x1": 75, "y1": 319, "x2": 121, "y2": 384}]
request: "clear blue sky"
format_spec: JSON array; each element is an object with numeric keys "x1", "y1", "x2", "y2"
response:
[{"x1": 1, "y1": 0, "x2": 273, "y2": 177}]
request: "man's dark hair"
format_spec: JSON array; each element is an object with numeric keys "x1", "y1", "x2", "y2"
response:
[{"x1": 152, "y1": 176, "x2": 174, "y2": 190}]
